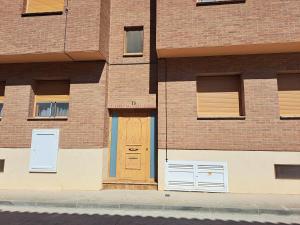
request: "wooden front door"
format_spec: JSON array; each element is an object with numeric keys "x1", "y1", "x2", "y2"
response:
[{"x1": 117, "y1": 112, "x2": 150, "y2": 182}]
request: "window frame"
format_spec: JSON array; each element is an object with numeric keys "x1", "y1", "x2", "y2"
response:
[
  {"x1": 22, "y1": 0, "x2": 64, "y2": 17},
  {"x1": 35, "y1": 101, "x2": 69, "y2": 118},
  {"x1": 32, "y1": 80, "x2": 70, "y2": 120},
  {"x1": 0, "y1": 103, "x2": 3, "y2": 118},
  {"x1": 0, "y1": 81, "x2": 5, "y2": 119},
  {"x1": 123, "y1": 26, "x2": 144, "y2": 57},
  {"x1": 275, "y1": 164, "x2": 300, "y2": 180},
  {"x1": 277, "y1": 73, "x2": 300, "y2": 119},
  {"x1": 196, "y1": 0, "x2": 246, "y2": 6}
]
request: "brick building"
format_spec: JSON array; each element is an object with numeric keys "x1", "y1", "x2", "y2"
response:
[{"x1": 0, "y1": 0, "x2": 300, "y2": 194}]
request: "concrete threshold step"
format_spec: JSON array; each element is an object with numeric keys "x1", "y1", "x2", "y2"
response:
[
  {"x1": 102, "y1": 182, "x2": 158, "y2": 190},
  {"x1": 0, "y1": 200, "x2": 300, "y2": 216}
]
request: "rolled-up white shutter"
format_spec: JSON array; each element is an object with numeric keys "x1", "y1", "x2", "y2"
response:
[
  {"x1": 29, "y1": 129, "x2": 59, "y2": 173},
  {"x1": 166, "y1": 161, "x2": 228, "y2": 192}
]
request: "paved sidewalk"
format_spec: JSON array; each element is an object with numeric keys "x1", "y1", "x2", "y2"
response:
[{"x1": 0, "y1": 190, "x2": 300, "y2": 216}]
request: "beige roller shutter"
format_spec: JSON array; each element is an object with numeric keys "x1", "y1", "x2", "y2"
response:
[
  {"x1": 26, "y1": 0, "x2": 64, "y2": 13},
  {"x1": 197, "y1": 75, "x2": 242, "y2": 117},
  {"x1": 278, "y1": 74, "x2": 300, "y2": 116}
]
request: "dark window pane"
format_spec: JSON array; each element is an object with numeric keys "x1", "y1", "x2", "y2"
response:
[
  {"x1": 55, "y1": 103, "x2": 69, "y2": 117},
  {"x1": 126, "y1": 29, "x2": 143, "y2": 54},
  {"x1": 36, "y1": 103, "x2": 52, "y2": 117},
  {"x1": 0, "y1": 103, "x2": 3, "y2": 117},
  {"x1": 275, "y1": 165, "x2": 300, "y2": 179},
  {"x1": 198, "y1": 0, "x2": 245, "y2": 3},
  {"x1": 0, "y1": 159, "x2": 4, "y2": 172}
]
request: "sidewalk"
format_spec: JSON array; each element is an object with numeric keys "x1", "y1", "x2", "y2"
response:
[{"x1": 0, "y1": 189, "x2": 300, "y2": 216}]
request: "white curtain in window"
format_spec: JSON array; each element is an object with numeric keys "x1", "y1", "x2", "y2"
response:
[
  {"x1": 37, "y1": 103, "x2": 51, "y2": 117},
  {"x1": 55, "y1": 103, "x2": 69, "y2": 117}
]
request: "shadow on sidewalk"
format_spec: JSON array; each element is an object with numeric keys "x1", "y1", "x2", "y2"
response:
[{"x1": 0, "y1": 211, "x2": 299, "y2": 225}]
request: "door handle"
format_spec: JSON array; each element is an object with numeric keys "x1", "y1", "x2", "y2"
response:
[{"x1": 129, "y1": 148, "x2": 138, "y2": 151}]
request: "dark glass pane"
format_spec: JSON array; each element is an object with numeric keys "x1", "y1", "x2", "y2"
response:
[
  {"x1": 275, "y1": 165, "x2": 300, "y2": 179},
  {"x1": 36, "y1": 103, "x2": 51, "y2": 117},
  {"x1": 0, "y1": 159, "x2": 4, "y2": 172},
  {"x1": 0, "y1": 103, "x2": 3, "y2": 117},
  {"x1": 55, "y1": 103, "x2": 69, "y2": 117},
  {"x1": 126, "y1": 29, "x2": 143, "y2": 53}
]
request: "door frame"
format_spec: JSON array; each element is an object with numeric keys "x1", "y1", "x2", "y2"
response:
[{"x1": 108, "y1": 110, "x2": 156, "y2": 183}]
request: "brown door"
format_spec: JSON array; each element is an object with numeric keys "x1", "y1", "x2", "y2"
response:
[{"x1": 117, "y1": 112, "x2": 150, "y2": 182}]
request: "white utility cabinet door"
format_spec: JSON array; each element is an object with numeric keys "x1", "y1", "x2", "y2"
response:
[
  {"x1": 166, "y1": 160, "x2": 228, "y2": 192},
  {"x1": 29, "y1": 129, "x2": 59, "y2": 173},
  {"x1": 166, "y1": 162, "x2": 196, "y2": 191}
]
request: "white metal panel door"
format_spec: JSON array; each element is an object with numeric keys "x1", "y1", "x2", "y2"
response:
[
  {"x1": 165, "y1": 161, "x2": 196, "y2": 191},
  {"x1": 29, "y1": 129, "x2": 59, "y2": 173},
  {"x1": 166, "y1": 160, "x2": 228, "y2": 192},
  {"x1": 195, "y1": 163, "x2": 228, "y2": 192}
]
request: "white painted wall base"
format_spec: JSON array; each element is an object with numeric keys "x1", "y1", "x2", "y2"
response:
[
  {"x1": 158, "y1": 149, "x2": 300, "y2": 194},
  {"x1": 0, "y1": 148, "x2": 107, "y2": 191}
]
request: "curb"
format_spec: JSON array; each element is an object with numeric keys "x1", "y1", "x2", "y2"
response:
[{"x1": 0, "y1": 200, "x2": 300, "y2": 216}]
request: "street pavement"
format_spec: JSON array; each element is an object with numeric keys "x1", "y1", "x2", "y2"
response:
[
  {"x1": 0, "y1": 190, "x2": 300, "y2": 224},
  {"x1": 0, "y1": 205, "x2": 299, "y2": 224},
  {"x1": 0, "y1": 209, "x2": 299, "y2": 225},
  {"x1": 1, "y1": 190, "x2": 300, "y2": 213}
]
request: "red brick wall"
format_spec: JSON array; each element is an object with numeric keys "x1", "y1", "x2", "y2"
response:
[
  {"x1": 158, "y1": 53, "x2": 300, "y2": 151},
  {"x1": 157, "y1": 0, "x2": 300, "y2": 50},
  {"x1": 0, "y1": 1, "x2": 66, "y2": 55},
  {"x1": 0, "y1": 0, "x2": 108, "y2": 58},
  {"x1": 106, "y1": 0, "x2": 157, "y2": 109},
  {"x1": 65, "y1": 0, "x2": 102, "y2": 53},
  {"x1": 107, "y1": 64, "x2": 156, "y2": 109},
  {"x1": 99, "y1": 0, "x2": 111, "y2": 60},
  {"x1": 108, "y1": 0, "x2": 152, "y2": 64},
  {"x1": 0, "y1": 61, "x2": 107, "y2": 149}
]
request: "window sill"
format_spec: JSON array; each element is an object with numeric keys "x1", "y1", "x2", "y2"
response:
[
  {"x1": 123, "y1": 53, "x2": 143, "y2": 57},
  {"x1": 197, "y1": 116, "x2": 246, "y2": 120},
  {"x1": 29, "y1": 170, "x2": 57, "y2": 173},
  {"x1": 22, "y1": 11, "x2": 63, "y2": 17},
  {"x1": 197, "y1": 0, "x2": 246, "y2": 6},
  {"x1": 280, "y1": 115, "x2": 300, "y2": 120},
  {"x1": 28, "y1": 117, "x2": 68, "y2": 121}
]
